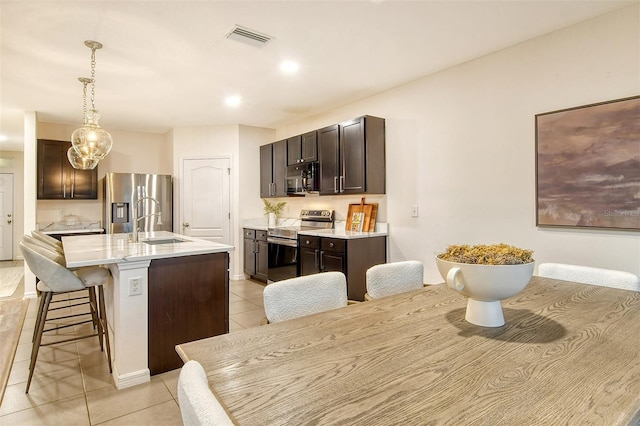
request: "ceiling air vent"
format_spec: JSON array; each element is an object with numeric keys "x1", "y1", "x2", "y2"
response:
[{"x1": 226, "y1": 25, "x2": 272, "y2": 48}]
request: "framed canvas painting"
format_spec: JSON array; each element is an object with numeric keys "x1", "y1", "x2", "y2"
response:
[{"x1": 535, "y1": 96, "x2": 640, "y2": 231}]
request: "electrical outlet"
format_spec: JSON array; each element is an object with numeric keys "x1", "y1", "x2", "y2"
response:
[
  {"x1": 411, "y1": 205, "x2": 419, "y2": 218},
  {"x1": 129, "y1": 277, "x2": 142, "y2": 296}
]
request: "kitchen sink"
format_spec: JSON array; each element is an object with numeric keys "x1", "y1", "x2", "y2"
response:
[{"x1": 142, "y1": 238, "x2": 190, "y2": 245}]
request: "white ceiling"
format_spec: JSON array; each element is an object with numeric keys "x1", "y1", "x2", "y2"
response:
[{"x1": 0, "y1": 0, "x2": 633, "y2": 150}]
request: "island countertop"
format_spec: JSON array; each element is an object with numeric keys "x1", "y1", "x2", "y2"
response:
[{"x1": 62, "y1": 231, "x2": 235, "y2": 268}]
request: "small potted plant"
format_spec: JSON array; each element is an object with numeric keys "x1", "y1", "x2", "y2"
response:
[
  {"x1": 435, "y1": 243, "x2": 535, "y2": 327},
  {"x1": 263, "y1": 199, "x2": 286, "y2": 227}
]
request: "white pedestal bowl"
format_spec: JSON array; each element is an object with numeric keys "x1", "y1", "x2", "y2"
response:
[{"x1": 435, "y1": 257, "x2": 535, "y2": 327}]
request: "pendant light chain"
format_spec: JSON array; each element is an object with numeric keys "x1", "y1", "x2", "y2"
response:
[
  {"x1": 70, "y1": 39, "x2": 113, "y2": 165},
  {"x1": 89, "y1": 46, "x2": 97, "y2": 111},
  {"x1": 82, "y1": 79, "x2": 88, "y2": 124}
]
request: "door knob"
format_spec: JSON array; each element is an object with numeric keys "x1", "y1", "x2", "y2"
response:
[{"x1": 182, "y1": 222, "x2": 190, "y2": 228}]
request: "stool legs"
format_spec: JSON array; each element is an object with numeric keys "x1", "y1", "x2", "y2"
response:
[
  {"x1": 98, "y1": 285, "x2": 113, "y2": 373},
  {"x1": 25, "y1": 284, "x2": 113, "y2": 393},
  {"x1": 26, "y1": 292, "x2": 53, "y2": 393}
]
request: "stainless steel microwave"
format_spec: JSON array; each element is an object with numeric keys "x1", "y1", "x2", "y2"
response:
[{"x1": 286, "y1": 162, "x2": 319, "y2": 195}]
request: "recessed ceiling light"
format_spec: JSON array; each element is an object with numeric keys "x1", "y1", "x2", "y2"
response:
[
  {"x1": 280, "y1": 60, "x2": 299, "y2": 74},
  {"x1": 225, "y1": 95, "x2": 241, "y2": 107}
]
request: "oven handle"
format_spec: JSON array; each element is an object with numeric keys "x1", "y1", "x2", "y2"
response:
[{"x1": 267, "y1": 237, "x2": 298, "y2": 248}]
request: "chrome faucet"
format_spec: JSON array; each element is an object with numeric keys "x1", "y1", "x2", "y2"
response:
[{"x1": 131, "y1": 196, "x2": 162, "y2": 242}]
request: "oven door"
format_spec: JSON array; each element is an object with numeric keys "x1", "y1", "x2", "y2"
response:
[{"x1": 267, "y1": 237, "x2": 299, "y2": 282}]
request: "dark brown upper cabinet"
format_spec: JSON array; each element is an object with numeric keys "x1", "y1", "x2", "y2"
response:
[
  {"x1": 287, "y1": 131, "x2": 318, "y2": 166},
  {"x1": 318, "y1": 116, "x2": 385, "y2": 195},
  {"x1": 260, "y1": 140, "x2": 287, "y2": 198},
  {"x1": 37, "y1": 139, "x2": 98, "y2": 200}
]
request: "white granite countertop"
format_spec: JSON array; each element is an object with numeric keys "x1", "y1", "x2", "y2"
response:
[
  {"x1": 38, "y1": 221, "x2": 103, "y2": 234},
  {"x1": 298, "y1": 222, "x2": 388, "y2": 239},
  {"x1": 243, "y1": 218, "x2": 388, "y2": 239},
  {"x1": 62, "y1": 231, "x2": 235, "y2": 268}
]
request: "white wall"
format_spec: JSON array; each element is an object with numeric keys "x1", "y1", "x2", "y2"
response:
[
  {"x1": 171, "y1": 124, "x2": 276, "y2": 280},
  {"x1": 275, "y1": 5, "x2": 640, "y2": 282}
]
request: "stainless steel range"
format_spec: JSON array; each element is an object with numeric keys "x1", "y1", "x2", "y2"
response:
[{"x1": 266, "y1": 210, "x2": 334, "y2": 282}]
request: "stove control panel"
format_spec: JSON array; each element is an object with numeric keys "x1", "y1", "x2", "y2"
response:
[{"x1": 300, "y1": 209, "x2": 334, "y2": 221}]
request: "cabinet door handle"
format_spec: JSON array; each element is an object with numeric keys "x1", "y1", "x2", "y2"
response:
[
  {"x1": 254, "y1": 240, "x2": 259, "y2": 254},
  {"x1": 63, "y1": 183, "x2": 67, "y2": 198},
  {"x1": 71, "y1": 183, "x2": 74, "y2": 198},
  {"x1": 334, "y1": 177, "x2": 338, "y2": 193},
  {"x1": 314, "y1": 249, "x2": 319, "y2": 268},
  {"x1": 319, "y1": 250, "x2": 324, "y2": 270},
  {"x1": 340, "y1": 176, "x2": 345, "y2": 193}
]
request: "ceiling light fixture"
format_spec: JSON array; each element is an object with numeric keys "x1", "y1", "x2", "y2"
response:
[
  {"x1": 280, "y1": 60, "x2": 299, "y2": 74},
  {"x1": 70, "y1": 40, "x2": 113, "y2": 163},
  {"x1": 225, "y1": 95, "x2": 242, "y2": 107},
  {"x1": 68, "y1": 77, "x2": 99, "y2": 170}
]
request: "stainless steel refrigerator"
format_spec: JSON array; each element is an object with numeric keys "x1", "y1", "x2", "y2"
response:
[{"x1": 104, "y1": 172, "x2": 173, "y2": 234}]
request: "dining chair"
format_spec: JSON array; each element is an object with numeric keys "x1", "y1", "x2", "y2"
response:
[
  {"x1": 538, "y1": 263, "x2": 640, "y2": 291},
  {"x1": 365, "y1": 260, "x2": 425, "y2": 300},
  {"x1": 263, "y1": 271, "x2": 348, "y2": 323},
  {"x1": 177, "y1": 360, "x2": 234, "y2": 426},
  {"x1": 19, "y1": 241, "x2": 112, "y2": 393},
  {"x1": 31, "y1": 230, "x2": 64, "y2": 254}
]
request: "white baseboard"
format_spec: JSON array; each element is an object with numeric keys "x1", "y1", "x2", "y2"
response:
[
  {"x1": 112, "y1": 364, "x2": 151, "y2": 390},
  {"x1": 23, "y1": 291, "x2": 37, "y2": 299}
]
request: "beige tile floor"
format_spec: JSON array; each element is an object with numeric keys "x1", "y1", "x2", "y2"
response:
[{"x1": 0, "y1": 277, "x2": 266, "y2": 425}]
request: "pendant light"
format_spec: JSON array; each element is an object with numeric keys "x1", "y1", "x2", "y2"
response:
[
  {"x1": 68, "y1": 77, "x2": 99, "y2": 170},
  {"x1": 71, "y1": 40, "x2": 113, "y2": 161}
]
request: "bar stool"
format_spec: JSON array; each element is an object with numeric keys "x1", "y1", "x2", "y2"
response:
[
  {"x1": 19, "y1": 241, "x2": 112, "y2": 393},
  {"x1": 23, "y1": 234, "x2": 101, "y2": 339}
]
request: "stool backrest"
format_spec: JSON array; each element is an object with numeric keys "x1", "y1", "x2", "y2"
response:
[
  {"x1": 32, "y1": 230, "x2": 64, "y2": 254},
  {"x1": 23, "y1": 235, "x2": 66, "y2": 265},
  {"x1": 20, "y1": 241, "x2": 85, "y2": 292}
]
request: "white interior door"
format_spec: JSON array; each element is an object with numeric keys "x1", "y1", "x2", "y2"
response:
[
  {"x1": 0, "y1": 173, "x2": 14, "y2": 260},
  {"x1": 180, "y1": 158, "x2": 231, "y2": 243}
]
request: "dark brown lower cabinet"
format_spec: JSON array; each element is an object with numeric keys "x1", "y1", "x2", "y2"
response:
[
  {"x1": 243, "y1": 228, "x2": 268, "y2": 282},
  {"x1": 299, "y1": 235, "x2": 387, "y2": 301},
  {"x1": 148, "y1": 252, "x2": 229, "y2": 375}
]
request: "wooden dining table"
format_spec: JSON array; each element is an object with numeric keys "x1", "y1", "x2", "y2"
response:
[{"x1": 176, "y1": 276, "x2": 640, "y2": 425}]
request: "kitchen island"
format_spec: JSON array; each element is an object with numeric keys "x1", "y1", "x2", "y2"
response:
[{"x1": 62, "y1": 231, "x2": 234, "y2": 389}]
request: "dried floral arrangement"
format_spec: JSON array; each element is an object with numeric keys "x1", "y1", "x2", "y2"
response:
[
  {"x1": 263, "y1": 199, "x2": 287, "y2": 216},
  {"x1": 437, "y1": 243, "x2": 534, "y2": 265}
]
